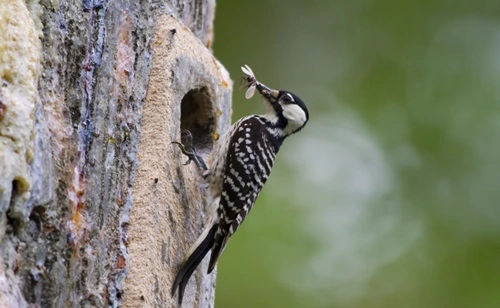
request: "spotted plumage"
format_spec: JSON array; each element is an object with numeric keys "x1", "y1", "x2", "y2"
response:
[
  {"x1": 171, "y1": 65, "x2": 309, "y2": 305},
  {"x1": 207, "y1": 116, "x2": 282, "y2": 271}
]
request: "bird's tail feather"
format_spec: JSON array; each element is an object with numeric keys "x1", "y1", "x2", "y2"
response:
[{"x1": 171, "y1": 224, "x2": 217, "y2": 305}]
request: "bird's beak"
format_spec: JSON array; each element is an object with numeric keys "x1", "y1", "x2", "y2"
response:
[{"x1": 256, "y1": 82, "x2": 279, "y2": 102}]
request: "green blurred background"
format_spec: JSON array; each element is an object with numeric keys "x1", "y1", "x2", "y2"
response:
[{"x1": 212, "y1": 1, "x2": 500, "y2": 307}]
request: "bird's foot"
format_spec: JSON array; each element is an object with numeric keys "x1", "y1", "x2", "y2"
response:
[{"x1": 172, "y1": 129, "x2": 209, "y2": 172}]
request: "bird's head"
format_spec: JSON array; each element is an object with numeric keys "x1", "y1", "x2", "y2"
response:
[{"x1": 241, "y1": 65, "x2": 309, "y2": 136}]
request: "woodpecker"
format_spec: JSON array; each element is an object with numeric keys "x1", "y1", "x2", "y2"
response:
[{"x1": 171, "y1": 65, "x2": 309, "y2": 305}]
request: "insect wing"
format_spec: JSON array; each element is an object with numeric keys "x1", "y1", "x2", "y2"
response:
[
  {"x1": 241, "y1": 65, "x2": 255, "y2": 78},
  {"x1": 245, "y1": 85, "x2": 256, "y2": 99}
]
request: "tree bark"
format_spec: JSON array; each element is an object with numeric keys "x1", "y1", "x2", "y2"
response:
[{"x1": 0, "y1": 0, "x2": 231, "y2": 307}]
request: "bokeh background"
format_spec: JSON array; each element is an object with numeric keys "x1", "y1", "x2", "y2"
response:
[{"x1": 212, "y1": 1, "x2": 500, "y2": 307}]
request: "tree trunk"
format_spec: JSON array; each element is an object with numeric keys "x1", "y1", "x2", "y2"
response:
[{"x1": 0, "y1": 0, "x2": 232, "y2": 307}]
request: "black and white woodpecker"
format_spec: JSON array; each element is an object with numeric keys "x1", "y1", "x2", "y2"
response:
[{"x1": 171, "y1": 65, "x2": 309, "y2": 305}]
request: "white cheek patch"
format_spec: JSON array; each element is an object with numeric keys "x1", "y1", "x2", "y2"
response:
[{"x1": 282, "y1": 104, "x2": 307, "y2": 125}]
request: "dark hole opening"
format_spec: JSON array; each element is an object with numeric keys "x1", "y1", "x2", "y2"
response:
[
  {"x1": 6, "y1": 178, "x2": 30, "y2": 233},
  {"x1": 180, "y1": 88, "x2": 215, "y2": 154}
]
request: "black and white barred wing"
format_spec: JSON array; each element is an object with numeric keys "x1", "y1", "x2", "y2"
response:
[{"x1": 207, "y1": 117, "x2": 276, "y2": 272}]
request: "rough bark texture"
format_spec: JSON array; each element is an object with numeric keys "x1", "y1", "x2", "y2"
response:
[{"x1": 0, "y1": 0, "x2": 231, "y2": 307}]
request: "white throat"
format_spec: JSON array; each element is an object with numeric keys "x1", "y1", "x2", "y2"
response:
[{"x1": 262, "y1": 97, "x2": 280, "y2": 124}]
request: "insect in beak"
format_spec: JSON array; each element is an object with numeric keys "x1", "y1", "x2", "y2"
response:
[{"x1": 240, "y1": 65, "x2": 278, "y2": 100}]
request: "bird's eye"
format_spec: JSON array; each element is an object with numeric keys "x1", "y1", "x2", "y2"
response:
[{"x1": 281, "y1": 94, "x2": 293, "y2": 104}]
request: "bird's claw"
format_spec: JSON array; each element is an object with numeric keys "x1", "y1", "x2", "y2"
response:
[
  {"x1": 171, "y1": 130, "x2": 208, "y2": 172},
  {"x1": 171, "y1": 141, "x2": 193, "y2": 165}
]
